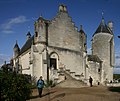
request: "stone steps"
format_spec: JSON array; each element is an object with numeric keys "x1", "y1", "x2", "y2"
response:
[{"x1": 56, "y1": 72, "x2": 87, "y2": 88}]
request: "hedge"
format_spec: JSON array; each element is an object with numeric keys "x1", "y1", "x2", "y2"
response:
[{"x1": 0, "y1": 70, "x2": 32, "y2": 101}]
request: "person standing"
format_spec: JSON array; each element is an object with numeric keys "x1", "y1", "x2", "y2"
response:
[
  {"x1": 89, "y1": 76, "x2": 93, "y2": 87},
  {"x1": 37, "y1": 76, "x2": 44, "y2": 97}
]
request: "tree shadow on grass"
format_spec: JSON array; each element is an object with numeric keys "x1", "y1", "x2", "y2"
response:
[{"x1": 108, "y1": 87, "x2": 120, "y2": 93}]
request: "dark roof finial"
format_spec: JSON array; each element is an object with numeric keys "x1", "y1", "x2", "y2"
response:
[
  {"x1": 80, "y1": 25, "x2": 82, "y2": 30},
  {"x1": 102, "y1": 12, "x2": 104, "y2": 19},
  {"x1": 14, "y1": 40, "x2": 20, "y2": 50}
]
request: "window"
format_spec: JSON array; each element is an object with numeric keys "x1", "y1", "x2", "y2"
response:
[
  {"x1": 35, "y1": 32, "x2": 38, "y2": 37},
  {"x1": 98, "y1": 68, "x2": 100, "y2": 73}
]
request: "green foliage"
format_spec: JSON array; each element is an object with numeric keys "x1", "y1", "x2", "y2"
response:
[
  {"x1": 45, "y1": 79, "x2": 56, "y2": 88},
  {"x1": 0, "y1": 70, "x2": 32, "y2": 101},
  {"x1": 113, "y1": 74, "x2": 120, "y2": 80}
]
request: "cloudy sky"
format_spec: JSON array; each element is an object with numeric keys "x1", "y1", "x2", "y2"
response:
[{"x1": 0, "y1": 0, "x2": 120, "y2": 73}]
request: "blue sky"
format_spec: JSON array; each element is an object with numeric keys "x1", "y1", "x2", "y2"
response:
[{"x1": 0, "y1": 0, "x2": 120, "y2": 74}]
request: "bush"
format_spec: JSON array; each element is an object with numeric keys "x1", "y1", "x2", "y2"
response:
[
  {"x1": 0, "y1": 70, "x2": 32, "y2": 101},
  {"x1": 45, "y1": 79, "x2": 56, "y2": 88}
]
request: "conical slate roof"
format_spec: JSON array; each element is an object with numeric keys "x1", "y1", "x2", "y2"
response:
[
  {"x1": 26, "y1": 31, "x2": 31, "y2": 36},
  {"x1": 93, "y1": 18, "x2": 112, "y2": 37},
  {"x1": 14, "y1": 41, "x2": 20, "y2": 50}
]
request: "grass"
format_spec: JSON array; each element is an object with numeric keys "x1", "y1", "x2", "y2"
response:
[{"x1": 108, "y1": 87, "x2": 120, "y2": 93}]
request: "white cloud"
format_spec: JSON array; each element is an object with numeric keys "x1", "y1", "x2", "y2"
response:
[
  {"x1": 0, "y1": 16, "x2": 29, "y2": 34},
  {"x1": 2, "y1": 30, "x2": 14, "y2": 34}
]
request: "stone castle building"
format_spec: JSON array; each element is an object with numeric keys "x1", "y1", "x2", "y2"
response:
[{"x1": 13, "y1": 5, "x2": 114, "y2": 85}]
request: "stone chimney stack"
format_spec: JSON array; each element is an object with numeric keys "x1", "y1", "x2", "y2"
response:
[
  {"x1": 59, "y1": 4, "x2": 67, "y2": 12},
  {"x1": 108, "y1": 21, "x2": 113, "y2": 32}
]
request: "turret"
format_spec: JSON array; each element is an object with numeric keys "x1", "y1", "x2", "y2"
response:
[
  {"x1": 26, "y1": 31, "x2": 31, "y2": 41},
  {"x1": 13, "y1": 41, "x2": 20, "y2": 58},
  {"x1": 92, "y1": 17, "x2": 114, "y2": 83},
  {"x1": 34, "y1": 16, "x2": 49, "y2": 44}
]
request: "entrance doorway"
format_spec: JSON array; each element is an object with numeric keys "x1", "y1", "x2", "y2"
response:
[{"x1": 50, "y1": 58, "x2": 57, "y2": 69}]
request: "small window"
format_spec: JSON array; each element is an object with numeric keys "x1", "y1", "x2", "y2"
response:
[
  {"x1": 98, "y1": 68, "x2": 101, "y2": 73},
  {"x1": 35, "y1": 32, "x2": 38, "y2": 37}
]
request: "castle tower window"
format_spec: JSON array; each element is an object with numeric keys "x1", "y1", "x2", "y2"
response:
[
  {"x1": 35, "y1": 32, "x2": 38, "y2": 37},
  {"x1": 98, "y1": 68, "x2": 101, "y2": 73}
]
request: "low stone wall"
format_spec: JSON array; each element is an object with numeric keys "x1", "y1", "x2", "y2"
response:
[{"x1": 107, "y1": 83, "x2": 120, "y2": 87}]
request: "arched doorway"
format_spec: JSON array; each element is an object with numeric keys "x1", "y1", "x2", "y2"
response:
[{"x1": 49, "y1": 52, "x2": 59, "y2": 70}]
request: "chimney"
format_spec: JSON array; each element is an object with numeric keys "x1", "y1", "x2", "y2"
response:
[
  {"x1": 59, "y1": 4, "x2": 67, "y2": 12},
  {"x1": 108, "y1": 21, "x2": 113, "y2": 32}
]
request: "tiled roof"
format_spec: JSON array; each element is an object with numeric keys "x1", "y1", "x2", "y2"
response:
[{"x1": 87, "y1": 55, "x2": 101, "y2": 63}]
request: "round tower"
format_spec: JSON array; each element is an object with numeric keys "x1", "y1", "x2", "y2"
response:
[
  {"x1": 92, "y1": 17, "x2": 114, "y2": 84},
  {"x1": 34, "y1": 16, "x2": 48, "y2": 44},
  {"x1": 13, "y1": 41, "x2": 20, "y2": 58}
]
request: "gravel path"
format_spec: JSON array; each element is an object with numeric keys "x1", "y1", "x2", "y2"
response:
[{"x1": 27, "y1": 86, "x2": 120, "y2": 101}]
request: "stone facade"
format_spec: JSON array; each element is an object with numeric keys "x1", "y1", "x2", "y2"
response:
[{"x1": 13, "y1": 5, "x2": 114, "y2": 86}]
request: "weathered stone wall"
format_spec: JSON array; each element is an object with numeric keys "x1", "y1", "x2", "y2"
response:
[
  {"x1": 92, "y1": 33, "x2": 114, "y2": 83},
  {"x1": 87, "y1": 61, "x2": 101, "y2": 85},
  {"x1": 48, "y1": 12, "x2": 81, "y2": 51},
  {"x1": 20, "y1": 50, "x2": 32, "y2": 75},
  {"x1": 48, "y1": 46, "x2": 84, "y2": 76}
]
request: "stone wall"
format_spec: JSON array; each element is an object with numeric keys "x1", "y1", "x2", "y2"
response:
[
  {"x1": 20, "y1": 50, "x2": 32, "y2": 75},
  {"x1": 48, "y1": 46, "x2": 84, "y2": 76},
  {"x1": 48, "y1": 11, "x2": 81, "y2": 51},
  {"x1": 87, "y1": 61, "x2": 101, "y2": 85},
  {"x1": 92, "y1": 33, "x2": 114, "y2": 83}
]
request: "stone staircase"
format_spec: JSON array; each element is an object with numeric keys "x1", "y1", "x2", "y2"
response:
[
  {"x1": 55, "y1": 71, "x2": 87, "y2": 88},
  {"x1": 50, "y1": 67, "x2": 87, "y2": 88}
]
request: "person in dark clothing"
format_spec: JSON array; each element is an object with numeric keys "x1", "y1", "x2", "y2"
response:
[
  {"x1": 89, "y1": 76, "x2": 93, "y2": 87},
  {"x1": 37, "y1": 76, "x2": 44, "y2": 97}
]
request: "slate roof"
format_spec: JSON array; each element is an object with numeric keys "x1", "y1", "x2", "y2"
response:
[
  {"x1": 93, "y1": 18, "x2": 112, "y2": 37},
  {"x1": 14, "y1": 41, "x2": 20, "y2": 49},
  {"x1": 87, "y1": 55, "x2": 101, "y2": 63},
  {"x1": 20, "y1": 36, "x2": 34, "y2": 55},
  {"x1": 26, "y1": 31, "x2": 31, "y2": 36}
]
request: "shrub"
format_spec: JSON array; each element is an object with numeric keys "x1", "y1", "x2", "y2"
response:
[
  {"x1": 45, "y1": 79, "x2": 56, "y2": 88},
  {"x1": 0, "y1": 70, "x2": 32, "y2": 101}
]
